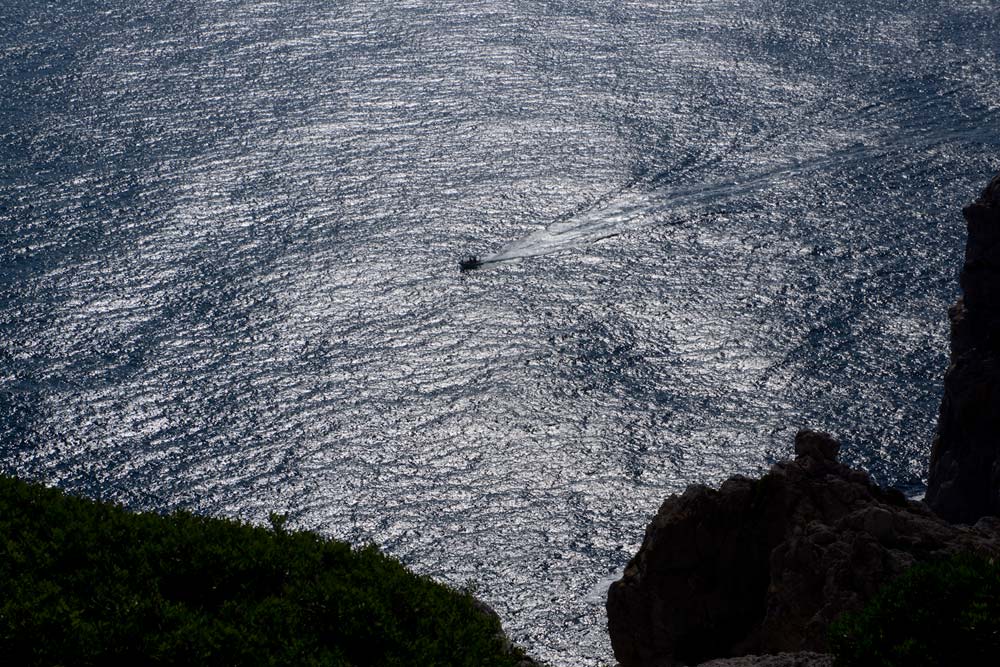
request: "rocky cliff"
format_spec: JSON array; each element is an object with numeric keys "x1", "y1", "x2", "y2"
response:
[
  {"x1": 926, "y1": 173, "x2": 1000, "y2": 523},
  {"x1": 606, "y1": 431, "x2": 1000, "y2": 666},
  {"x1": 606, "y1": 172, "x2": 1000, "y2": 667}
]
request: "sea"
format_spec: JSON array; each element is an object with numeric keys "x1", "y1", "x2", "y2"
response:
[{"x1": 1, "y1": 1, "x2": 998, "y2": 663}]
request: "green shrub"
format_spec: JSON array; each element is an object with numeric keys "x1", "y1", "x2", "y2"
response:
[
  {"x1": 0, "y1": 475, "x2": 523, "y2": 666},
  {"x1": 829, "y1": 552, "x2": 1000, "y2": 666}
]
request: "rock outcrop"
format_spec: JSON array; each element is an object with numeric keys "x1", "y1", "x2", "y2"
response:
[
  {"x1": 926, "y1": 172, "x2": 1000, "y2": 523},
  {"x1": 607, "y1": 431, "x2": 1000, "y2": 666},
  {"x1": 606, "y1": 172, "x2": 1000, "y2": 666}
]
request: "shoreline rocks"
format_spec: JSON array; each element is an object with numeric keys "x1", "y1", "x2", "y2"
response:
[
  {"x1": 607, "y1": 172, "x2": 1000, "y2": 666},
  {"x1": 926, "y1": 172, "x2": 1000, "y2": 523},
  {"x1": 607, "y1": 431, "x2": 1000, "y2": 666}
]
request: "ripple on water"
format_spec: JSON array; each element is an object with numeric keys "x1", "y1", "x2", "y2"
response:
[{"x1": 1, "y1": 1, "x2": 999, "y2": 664}]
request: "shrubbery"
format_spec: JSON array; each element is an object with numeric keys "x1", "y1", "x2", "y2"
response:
[
  {"x1": 829, "y1": 552, "x2": 1000, "y2": 666},
  {"x1": 0, "y1": 475, "x2": 523, "y2": 666}
]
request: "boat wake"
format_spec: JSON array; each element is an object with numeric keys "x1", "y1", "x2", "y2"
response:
[{"x1": 479, "y1": 126, "x2": 990, "y2": 266}]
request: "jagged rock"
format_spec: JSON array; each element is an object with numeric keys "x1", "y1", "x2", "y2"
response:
[
  {"x1": 606, "y1": 430, "x2": 1000, "y2": 666},
  {"x1": 926, "y1": 171, "x2": 1000, "y2": 523},
  {"x1": 605, "y1": 173, "x2": 1000, "y2": 665}
]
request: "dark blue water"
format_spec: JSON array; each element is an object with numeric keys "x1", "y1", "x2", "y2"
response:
[{"x1": 2, "y1": 1, "x2": 998, "y2": 663}]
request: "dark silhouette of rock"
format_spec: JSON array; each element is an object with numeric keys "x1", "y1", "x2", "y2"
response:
[
  {"x1": 606, "y1": 431, "x2": 1000, "y2": 666},
  {"x1": 606, "y1": 173, "x2": 1000, "y2": 666},
  {"x1": 926, "y1": 172, "x2": 1000, "y2": 523}
]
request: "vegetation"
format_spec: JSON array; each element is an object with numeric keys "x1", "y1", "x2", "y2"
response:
[
  {"x1": 0, "y1": 475, "x2": 524, "y2": 666},
  {"x1": 829, "y1": 552, "x2": 1000, "y2": 666}
]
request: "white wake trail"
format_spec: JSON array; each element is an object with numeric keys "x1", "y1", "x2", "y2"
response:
[
  {"x1": 481, "y1": 127, "x2": 985, "y2": 265},
  {"x1": 483, "y1": 152, "x2": 847, "y2": 263}
]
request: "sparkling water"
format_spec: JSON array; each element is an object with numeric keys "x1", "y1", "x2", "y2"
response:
[{"x1": 2, "y1": 1, "x2": 998, "y2": 663}]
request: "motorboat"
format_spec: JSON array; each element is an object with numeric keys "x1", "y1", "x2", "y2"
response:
[{"x1": 459, "y1": 255, "x2": 482, "y2": 272}]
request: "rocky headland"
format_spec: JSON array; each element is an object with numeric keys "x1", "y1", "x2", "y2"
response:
[
  {"x1": 927, "y1": 172, "x2": 1000, "y2": 523},
  {"x1": 606, "y1": 172, "x2": 1000, "y2": 666}
]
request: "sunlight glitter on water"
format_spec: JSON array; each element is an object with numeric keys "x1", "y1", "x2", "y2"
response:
[{"x1": 2, "y1": 1, "x2": 999, "y2": 664}]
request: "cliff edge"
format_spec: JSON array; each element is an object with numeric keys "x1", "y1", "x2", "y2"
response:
[
  {"x1": 926, "y1": 173, "x2": 1000, "y2": 523},
  {"x1": 607, "y1": 172, "x2": 1000, "y2": 666}
]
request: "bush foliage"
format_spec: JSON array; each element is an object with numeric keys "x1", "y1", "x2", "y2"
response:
[
  {"x1": 0, "y1": 475, "x2": 522, "y2": 666},
  {"x1": 829, "y1": 552, "x2": 1000, "y2": 666}
]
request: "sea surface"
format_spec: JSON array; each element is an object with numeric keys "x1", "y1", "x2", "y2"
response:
[{"x1": 2, "y1": 0, "x2": 998, "y2": 663}]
